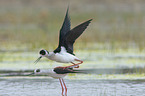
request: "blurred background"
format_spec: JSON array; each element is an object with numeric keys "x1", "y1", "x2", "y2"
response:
[
  {"x1": 0, "y1": 0, "x2": 145, "y2": 96},
  {"x1": 0, "y1": 0, "x2": 144, "y2": 71}
]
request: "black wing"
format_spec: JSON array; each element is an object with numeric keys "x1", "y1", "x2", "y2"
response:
[
  {"x1": 53, "y1": 64, "x2": 80, "y2": 74},
  {"x1": 58, "y1": 7, "x2": 71, "y2": 47},
  {"x1": 63, "y1": 19, "x2": 92, "y2": 55},
  {"x1": 54, "y1": 7, "x2": 71, "y2": 53},
  {"x1": 53, "y1": 67, "x2": 75, "y2": 74}
]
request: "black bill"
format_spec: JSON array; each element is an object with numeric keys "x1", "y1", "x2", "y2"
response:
[
  {"x1": 26, "y1": 72, "x2": 35, "y2": 76},
  {"x1": 34, "y1": 56, "x2": 42, "y2": 64}
]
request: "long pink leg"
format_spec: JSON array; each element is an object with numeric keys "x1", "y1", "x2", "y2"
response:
[
  {"x1": 71, "y1": 59, "x2": 83, "y2": 68},
  {"x1": 74, "y1": 59, "x2": 83, "y2": 64},
  {"x1": 63, "y1": 60, "x2": 83, "y2": 70},
  {"x1": 62, "y1": 79, "x2": 67, "y2": 96},
  {"x1": 59, "y1": 78, "x2": 64, "y2": 96}
]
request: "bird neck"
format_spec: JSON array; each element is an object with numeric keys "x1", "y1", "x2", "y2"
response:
[
  {"x1": 40, "y1": 69, "x2": 54, "y2": 74},
  {"x1": 45, "y1": 52, "x2": 55, "y2": 58}
]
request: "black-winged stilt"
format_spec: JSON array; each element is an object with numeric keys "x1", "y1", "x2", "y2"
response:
[
  {"x1": 34, "y1": 7, "x2": 92, "y2": 67},
  {"x1": 32, "y1": 64, "x2": 81, "y2": 96}
]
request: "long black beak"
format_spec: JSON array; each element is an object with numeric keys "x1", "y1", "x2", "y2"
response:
[
  {"x1": 25, "y1": 72, "x2": 35, "y2": 76},
  {"x1": 34, "y1": 56, "x2": 42, "y2": 64}
]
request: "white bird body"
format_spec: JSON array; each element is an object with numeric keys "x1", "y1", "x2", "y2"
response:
[
  {"x1": 46, "y1": 47, "x2": 79, "y2": 63},
  {"x1": 34, "y1": 69, "x2": 67, "y2": 79}
]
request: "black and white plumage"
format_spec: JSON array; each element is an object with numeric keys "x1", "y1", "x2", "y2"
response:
[
  {"x1": 35, "y1": 7, "x2": 92, "y2": 66},
  {"x1": 33, "y1": 64, "x2": 81, "y2": 96}
]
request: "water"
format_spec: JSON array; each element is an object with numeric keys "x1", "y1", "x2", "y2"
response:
[
  {"x1": 0, "y1": 49, "x2": 145, "y2": 96},
  {"x1": 0, "y1": 77, "x2": 145, "y2": 96},
  {"x1": 0, "y1": 49, "x2": 145, "y2": 70}
]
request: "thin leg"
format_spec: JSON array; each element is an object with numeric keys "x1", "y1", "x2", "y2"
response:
[
  {"x1": 62, "y1": 79, "x2": 67, "y2": 96},
  {"x1": 71, "y1": 59, "x2": 83, "y2": 68},
  {"x1": 63, "y1": 63, "x2": 80, "y2": 69},
  {"x1": 71, "y1": 62, "x2": 75, "y2": 64},
  {"x1": 71, "y1": 62, "x2": 79, "y2": 68},
  {"x1": 74, "y1": 59, "x2": 83, "y2": 65},
  {"x1": 63, "y1": 60, "x2": 83, "y2": 70},
  {"x1": 59, "y1": 78, "x2": 64, "y2": 96}
]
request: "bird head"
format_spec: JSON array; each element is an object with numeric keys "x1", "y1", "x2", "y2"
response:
[
  {"x1": 39, "y1": 49, "x2": 49, "y2": 56},
  {"x1": 26, "y1": 69, "x2": 41, "y2": 75},
  {"x1": 34, "y1": 49, "x2": 49, "y2": 64},
  {"x1": 34, "y1": 69, "x2": 41, "y2": 74},
  {"x1": 33, "y1": 69, "x2": 51, "y2": 75}
]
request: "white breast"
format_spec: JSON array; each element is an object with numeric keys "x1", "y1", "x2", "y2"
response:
[{"x1": 48, "y1": 47, "x2": 79, "y2": 63}]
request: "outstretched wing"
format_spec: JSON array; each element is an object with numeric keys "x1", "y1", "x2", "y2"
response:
[
  {"x1": 63, "y1": 19, "x2": 92, "y2": 55},
  {"x1": 58, "y1": 7, "x2": 71, "y2": 47},
  {"x1": 54, "y1": 7, "x2": 92, "y2": 55},
  {"x1": 54, "y1": 7, "x2": 71, "y2": 53}
]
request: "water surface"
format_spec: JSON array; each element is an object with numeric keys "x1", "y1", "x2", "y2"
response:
[
  {"x1": 0, "y1": 77, "x2": 145, "y2": 96},
  {"x1": 0, "y1": 49, "x2": 144, "y2": 96}
]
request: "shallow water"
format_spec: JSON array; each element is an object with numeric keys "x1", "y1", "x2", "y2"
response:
[
  {"x1": 0, "y1": 50, "x2": 145, "y2": 96},
  {"x1": 0, "y1": 49, "x2": 145, "y2": 70},
  {"x1": 0, "y1": 77, "x2": 145, "y2": 96}
]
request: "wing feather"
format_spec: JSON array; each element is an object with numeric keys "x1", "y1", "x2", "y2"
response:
[
  {"x1": 58, "y1": 7, "x2": 71, "y2": 47},
  {"x1": 54, "y1": 7, "x2": 92, "y2": 55},
  {"x1": 64, "y1": 19, "x2": 92, "y2": 54}
]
